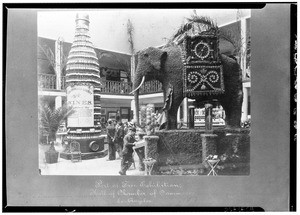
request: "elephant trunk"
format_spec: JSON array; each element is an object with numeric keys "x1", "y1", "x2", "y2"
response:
[
  {"x1": 132, "y1": 75, "x2": 145, "y2": 126},
  {"x1": 134, "y1": 88, "x2": 140, "y2": 126}
]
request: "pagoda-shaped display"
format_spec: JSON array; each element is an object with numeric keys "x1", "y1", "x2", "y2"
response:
[{"x1": 63, "y1": 13, "x2": 104, "y2": 157}]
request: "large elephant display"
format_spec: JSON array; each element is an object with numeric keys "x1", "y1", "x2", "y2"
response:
[{"x1": 132, "y1": 45, "x2": 243, "y2": 130}]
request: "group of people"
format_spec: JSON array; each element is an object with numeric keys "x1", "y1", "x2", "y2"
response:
[{"x1": 106, "y1": 119, "x2": 145, "y2": 175}]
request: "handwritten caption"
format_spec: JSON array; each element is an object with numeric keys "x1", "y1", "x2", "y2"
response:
[{"x1": 90, "y1": 180, "x2": 193, "y2": 205}]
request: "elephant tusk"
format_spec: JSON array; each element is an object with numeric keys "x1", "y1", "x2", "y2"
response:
[{"x1": 130, "y1": 76, "x2": 145, "y2": 94}]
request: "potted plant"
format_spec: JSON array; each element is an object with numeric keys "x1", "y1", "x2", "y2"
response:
[{"x1": 39, "y1": 104, "x2": 74, "y2": 164}]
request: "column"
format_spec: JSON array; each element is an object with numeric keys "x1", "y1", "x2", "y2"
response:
[
  {"x1": 205, "y1": 103, "x2": 213, "y2": 131},
  {"x1": 182, "y1": 97, "x2": 188, "y2": 126},
  {"x1": 241, "y1": 85, "x2": 248, "y2": 122},
  {"x1": 188, "y1": 105, "x2": 195, "y2": 129},
  {"x1": 143, "y1": 135, "x2": 159, "y2": 175},
  {"x1": 55, "y1": 95, "x2": 63, "y2": 144},
  {"x1": 131, "y1": 99, "x2": 137, "y2": 122},
  {"x1": 55, "y1": 37, "x2": 63, "y2": 90},
  {"x1": 177, "y1": 105, "x2": 181, "y2": 122},
  {"x1": 55, "y1": 96, "x2": 62, "y2": 110},
  {"x1": 240, "y1": 18, "x2": 247, "y2": 78},
  {"x1": 130, "y1": 54, "x2": 138, "y2": 123},
  {"x1": 131, "y1": 55, "x2": 136, "y2": 82}
]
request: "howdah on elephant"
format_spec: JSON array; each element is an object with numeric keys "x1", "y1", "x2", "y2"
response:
[{"x1": 132, "y1": 45, "x2": 243, "y2": 130}]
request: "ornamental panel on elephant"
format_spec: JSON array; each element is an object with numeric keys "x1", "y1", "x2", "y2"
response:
[
  {"x1": 183, "y1": 64, "x2": 224, "y2": 98},
  {"x1": 180, "y1": 30, "x2": 225, "y2": 98}
]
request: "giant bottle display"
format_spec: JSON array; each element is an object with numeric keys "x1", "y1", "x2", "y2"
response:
[{"x1": 65, "y1": 13, "x2": 104, "y2": 155}]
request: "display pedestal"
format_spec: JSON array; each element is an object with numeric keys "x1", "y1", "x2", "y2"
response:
[
  {"x1": 144, "y1": 135, "x2": 159, "y2": 160},
  {"x1": 143, "y1": 135, "x2": 159, "y2": 175},
  {"x1": 60, "y1": 136, "x2": 106, "y2": 160},
  {"x1": 60, "y1": 151, "x2": 107, "y2": 160}
]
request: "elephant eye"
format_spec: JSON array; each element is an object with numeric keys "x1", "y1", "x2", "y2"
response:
[{"x1": 144, "y1": 53, "x2": 149, "y2": 57}]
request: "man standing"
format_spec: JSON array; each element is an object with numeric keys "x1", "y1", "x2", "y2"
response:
[
  {"x1": 134, "y1": 132, "x2": 145, "y2": 171},
  {"x1": 106, "y1": 119, "x2": 116, "y2": 160},
  {"x1": 119, "y1": 127, "x2": 136, "y2": 175},
  {"x1": 123, "y1": 122, "x2": 129, "y2": 135},
  {"x1": 114, "y1": 122, "x2": 125, "y2": 159}
]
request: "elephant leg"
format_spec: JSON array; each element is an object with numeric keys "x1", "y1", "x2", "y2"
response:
[
  {"x1": 166, "y1": 97, "x2": 183, "y2": 130},
  {"x1": 166, "y1": 109, "x2": 177, "y2": 130},
  {"x1": 221, "y1": 90, "x2": 243, "y2": 128}
]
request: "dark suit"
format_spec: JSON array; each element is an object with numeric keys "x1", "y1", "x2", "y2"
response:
[
  {"x1": 120, "y1": 133, "x2": 136, "y2": 174},
  {"x1": 114, "y1": 125, "x2": 125, "y2": 157},
  {"x1": 106, "y1": 124, "x2": 116, "y2": 160}
]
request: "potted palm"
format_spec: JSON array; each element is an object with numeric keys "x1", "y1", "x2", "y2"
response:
[{"x1": 39, "y1": 104, "x2": 74, "y2": 164}]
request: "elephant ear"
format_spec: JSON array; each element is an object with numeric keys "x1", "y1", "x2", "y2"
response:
[{"x1": 151, "y1": 49, "x2": 167, "y2": 71}]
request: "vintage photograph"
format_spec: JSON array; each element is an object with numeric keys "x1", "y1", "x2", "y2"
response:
[{"x1": 38, "y1": 9, "x2": 251, "y2": 176}]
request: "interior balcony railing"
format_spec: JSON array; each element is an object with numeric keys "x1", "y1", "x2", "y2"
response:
[
  {"x1": 38, "y1": 74, "x2": 57, "y2": 90},
  {"x1": 100, "y1": 80, "x2": 133, "y2": 94},
  {"x1": 38, "y1": 74, "x2": 163, "y2": 95},
  {"x1": 138, "y1": 79, "x2": 163, "y2": 95}
]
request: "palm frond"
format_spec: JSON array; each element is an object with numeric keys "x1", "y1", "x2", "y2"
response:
[
  {"x1": 38, "y1": 44, "x2": 56, "y2": 69},
  {"x1": 38, "y1": 43, "x2": 68, "y2": 73},
  {"x1": 171, "y1": 15, "x2": 218, "y2": 41},
  {"x1": 127, "y1": 19, "x2": 135, "y2": 54},
  {"x1": 97, "y1": 51, "x2": 131, "y2": 74},
  {"x1": 38, "y1": 104, "x2": 74, "y2": 140},
  {"x1": 187, "y1": 15, "x2": 218, "y2": 30},
  {"x1": 172, "y1": 22, "x2": 194, "y2": 41},
  {"x1": 219, "y1": 29, "x2": 238, "y2": 48}
]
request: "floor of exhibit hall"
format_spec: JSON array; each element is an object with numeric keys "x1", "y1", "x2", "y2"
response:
[{"x1": 39, "y1": 143, "x2": 145, "y2": 176}]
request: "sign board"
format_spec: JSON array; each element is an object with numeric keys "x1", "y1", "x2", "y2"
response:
[
  {"x1": 194, "y1": 107, "x2": 225, "y2": 126},
  {"x1": 67, "y1": 85, "x2": 94, "y2": 127}
]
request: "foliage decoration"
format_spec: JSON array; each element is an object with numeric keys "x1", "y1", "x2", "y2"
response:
[
  {"x1": 38, "y1": 104, "x2": 74, "y2": 143},
  {"x1": 38, "y1": 43, "x2": 68, "y2": 75},
  {"x1": 97, "y1": 51, "x2": 131, "y2": 78},
  {"x1": 127, "y1": 19, "x2": 135, "y2": 55},
  {"x1": 171, "y1": 14, "x2": 218, "y2": 42}
]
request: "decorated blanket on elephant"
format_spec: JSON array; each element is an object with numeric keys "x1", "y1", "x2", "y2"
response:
[
  {"x1": 183, "y1": 64, "x2": 224, "y2": 97},
  {"x1": 179, "y1": 32, "x2": 225, "y2": 97}
]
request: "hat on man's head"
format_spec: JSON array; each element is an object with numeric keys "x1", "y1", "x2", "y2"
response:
[{"x1": 128, "y1": 127, "x2": 136, "y2": 132}]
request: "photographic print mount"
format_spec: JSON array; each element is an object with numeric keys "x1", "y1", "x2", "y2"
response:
[{"x1": 3, "y1": 2, "x2": 295, "y2": 212}]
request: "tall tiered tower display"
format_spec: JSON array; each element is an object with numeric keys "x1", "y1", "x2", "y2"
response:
[{"x1": 63, "y1": 13, "x2": 104, "y2": 157}]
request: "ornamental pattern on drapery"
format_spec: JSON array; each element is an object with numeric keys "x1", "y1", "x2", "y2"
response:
[{"x1": 180, "y1": 30, "x2": 225, "y2": 97}]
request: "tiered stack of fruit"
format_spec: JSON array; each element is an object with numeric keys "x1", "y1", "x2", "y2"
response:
[
  {"x1": 139, "y1": 105, "x2": 147, "y2": 127},
  {"x1": 151, "y1": 112, "x2": 156, "y2": 126},
  {"x1": 146, "y1": 104, "x2": 155, "y2": 127}
]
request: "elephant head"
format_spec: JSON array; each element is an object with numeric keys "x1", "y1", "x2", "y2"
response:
[{"x1": 131, "y1": 47, "x2": 167, "y2": 125}]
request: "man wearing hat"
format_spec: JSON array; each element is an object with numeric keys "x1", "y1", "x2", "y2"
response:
[
  {"x1": 106, "y1": 119, "x2": 116, "y2": 160},
  {"x1": 119, "y1": 127, "x2": 136, "y2": 175},
  {"x1": 114, "y1": 121, "x2": 125, "y2": 159}
]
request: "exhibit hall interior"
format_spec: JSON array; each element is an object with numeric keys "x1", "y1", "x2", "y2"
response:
[{"x1": 38, "y1": 9, "x2": 251, "y2": 176}]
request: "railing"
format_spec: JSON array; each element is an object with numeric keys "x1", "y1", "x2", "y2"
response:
[
  {"x1": 38, "y1": 74, "x2": 56, "y2": 90},
  {"x1": 38, "y1": 74, "x2": 163, "y2": 95},
  {"x1": 100, "y1": 80, "x2": 132, "y2": 94},
  {"x1": 139, "y1": 80, "x2": 163, "y2": 94}
]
